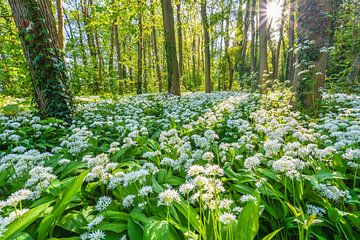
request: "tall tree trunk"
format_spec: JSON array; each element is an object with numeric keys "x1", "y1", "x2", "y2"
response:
[
  {"x1": 176, "y1": 1, "x2": 184, "y2": 89},
  {"x1": 297, "y1": 0, "x2": 332, "y2": 111},
  {"x1": 150, "y1": 0, "x2": 162, "y2": 93},
  {"x1": 224, "y1": 4, "x2": 234, "y2": 90},
  {"x1": 259, "y1": 0, "x2": 268, "y2": 88},
  {"x1": 274, "y1": 0, "x2": 286, "y2": 80},
  {"x1": 201, "y1": 0, "x2": 211, "y2": 93},
  {"x1": 287, "y1": 0, "x2": 295, "y2": 82},
  {"x1": 161, "y1": 0, "x2": 180, "y2": 95},
  {"x1": 114, "y1": 24, "x2": 124, "y2": 94},
  {"x1": 109, "y1": 24, "x2": 115, "y2": 79},
  {"x1": 250, "y1": 0, "x2": 257, "y2": 90},
  {"x1": 95, "y1": 31, "x2": 104, "y2": 93},
  {"x1": 239, "y1": 0, "x2": 251, "y2": 79},
  {"x1": 192, "y1": 35, "x2": 196, "y2": 92},
  {"x1": 56, "y1": 0, "x2": 65, "y2": 54},
  {"x1": 137, "y1": 1, "x2": 143, "y2": 95},
  {"x1": 9, "y1": 0, "x2": 72, "y2": 119},
  {"x1": 346, "y1": 9, "x2": 360, "y2": 85},
  {"x1": 82, "y1": 0, "x2": 98, "y2": 92}
]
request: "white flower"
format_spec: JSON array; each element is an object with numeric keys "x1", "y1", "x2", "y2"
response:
[
  {"x1": 158, "y1": 189, "x2": 180, "y2": 206},
  {"x1": 219, "y1": 199, "x2": 233, "y2": 210},
  {"x1": 58, "y1": 159, "x2": 71, "y2": 165},
  {"x1": 187, "y1": 165, "x2": 205, "y2": 177},
  {"x1": 240, "y1": 195, "x2": 257, "y2": 203},
  {"x1": 202, "y1": 152, "x2": 214, "y2": 161},
  {"x1": 95, "y1": 196, "x2": 112, "y2": 212},
  {"x1": 219, "y1": 212, "x2": 236, "y2": 224},
  {"x1": 88, "y1": 230, "x2": 106, "y2": 240},
  {"x1": 306, "y1": 204, "x2": 326, "y2": 217},
  {"x1": 138, "y1": 186, "x2": 153, "y2": 197},
  {"x1": 179, "y1": 182, "x2": 195, "y2": 195},
  {"x1": 87, "y1": 215, "x2": 105, "y2": 230},
  {"x1": 244, "y1": 156, "x2": 261, "y2": 170},
  {"x1": 122, "y1": 195, "x2": 136, "y2": 208}
]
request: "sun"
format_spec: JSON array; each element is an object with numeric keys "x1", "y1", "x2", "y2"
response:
[{"x1": 267, "y1": 1, "x2": 283, "y2": 21}]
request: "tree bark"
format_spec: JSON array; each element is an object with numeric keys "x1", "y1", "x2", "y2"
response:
[
  {"x1": 297, "y1": 0, "x2": 332, "y2": 111},
  {"x1": 56, "y1": 0, "x2": 65, "y2": 55},
  {"x1": 287, "y1": 0, "x2": 295, "y2": 82},
  {"x1": 176, "y1": 1, "x2": 184, "y2": 89},
  {"x1": 137, "y1": 1, "x2": 143, "y2": 94},
  {"x1": 114, "y1": 24, "x2": 124, "y2": 94},
  {"x1": 259, "y1": 0, "x2": 268, "y2": 89},
  {"x1": 250, "y1": 0, "x2": 256, "y2": 90},
  {"x1": 274, "y1": 0, "x2": 286, "y2": 80},
  {"x1": 161, "y1": 0, "x2": 180, "y2": 95},
  {"x1": 8, "y1": 0, "x2": 72, "y2": 119},
  {"x1": 150, "y1": 0, "x2": 162, "y2": 93},
  {"x1": 201, "y1": 0, "x2": 211, "y2": 93}
]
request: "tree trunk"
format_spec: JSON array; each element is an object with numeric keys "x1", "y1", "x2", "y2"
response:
[
  {"x1": 224, "y1": 4, "x2": 234, "y2": 90},
  {"x1": 95, "y1": 31, "x2": 104, "y2": 93},
  {"x1": 150, "y1": 0, "x2": 162, "y2": 93},
  {"x1": 346, "y1": 10, "x2": 360, "y2": 85},
  {"x1": 56, "y1": 0, "x2": 65, "y2": 54},
  {"x1": 9, "y1": 0, "x2": 72, "y2": 119},
  {"x1": 250, "y1": 0, "x2": 256, "y2": 90},
  {"x1": 114, "y1": 24, "x2": 124, "y2": 94},
  {"x1": 274, "y1": 0, "x2": 286, "y2": 80},
  {"x1": 287, "y1": 0, "x2": 295, "y2": 82},
  {"x1": 201, "y1": 0, "x2": 211, "y2": 93},
  {"x1": 259, "y1": 0, "x2": 268, "y2": 88},
  {"x1": 239, "y1": 0, "x2": 251, "y2": 79},
  {"x1": 137, "y1": 2, "x2": 143, "y2": 95},
  {"x1": 108, "y1": 24, "x2": 115, "y2": 79},
  {"x1": 161, "y1": 0, "x2": 180, "y2": 95},
  {"x1": 297, "y1": 0, "x2": 332, "y2": 111},
  {"x1": 176, "y1": 1, "x2": 184, "y2": 89}
]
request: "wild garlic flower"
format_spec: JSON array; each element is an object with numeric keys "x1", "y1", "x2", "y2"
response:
[
  {"x1": 95, "y1": 196, "x2": 112, "y2": 212},
  {"x1": 122, "y1": 195, "x2": 136, "y2": 208},
  {"x1": 158, "y1": 189, "x2": 180, "y2": 206},
  {"x1": 306, "y1": 204, "x2": 326, "y2": 218},
  {"x1": 138, "y1": 186, "x2": 153, "y2": 197},
  {"x1": 87, "y1": 215, "x2": 105, "y2": 230},
  {"x1": 219, "y1": 212, "x2": 236, "y2": 224},
  {"x1": 240, "y1": 195, "x2": 257, "y2": 203}
]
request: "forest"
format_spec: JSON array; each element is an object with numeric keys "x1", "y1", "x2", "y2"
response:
[{"x1": 0, "y1": 0, "x2": 359, "y2": 239}]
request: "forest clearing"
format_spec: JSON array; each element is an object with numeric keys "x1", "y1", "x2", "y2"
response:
[{"x1": 0, "y1": 0, "x2": 359, "y2": 239}]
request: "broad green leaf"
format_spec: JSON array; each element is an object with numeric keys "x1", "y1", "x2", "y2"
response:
[
  {"x1": 144, "y1": 220, "x2": 176, "y2": 240},
  {"x1": 234, "y1": 196, "x2": 260, "y2": 240},
  {"x1": 128, "y1": 217, "x2": 143, "y2": 240},
  {"x1": 98, "y1": 223, "x2": 127, "y2": 233},
  {"x1": 2, "y1": 202, "x2": 51, "y2": 240},
  {"x1": 37, "y1": 170, "x2": 89, "y2": 240},
  {"x1": 102, "y1": 211, "x2": 129, "y2": 221},
  {"x1": 261, "y1": 227, "x2": 283, "y2": 240}
]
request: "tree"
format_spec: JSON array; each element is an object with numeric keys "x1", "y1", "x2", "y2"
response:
[
  {"x1": 161, "y1": 0, "x2": 180, "y2": 95},
  {"x1": 137, "y1": 0, "x2": 143, "y2": 94},
  {"x1": 176, "y1": 0, "x2": 184, "y2": 88},
  {"x1": 56, "y1": 0, "x2": 65, "y2": 54},
  {"x1": 297, "y1": 0, "x2": 332, "y2": 110},
  {"x1": 201, "y1": 0, "x2": 211, "y2": 93},
  {"x1": 259, "y1": 0, "x2": 268, "y2": 88},
  {"x1": 150, "y1": 0, "x2": 162, "y2": 93},
  {"x1": 287, "y1": 0, "x2": 296, "y2": 82},
  {"x1": 8, "y1": 0, "x2": 72, "y2": 119}
]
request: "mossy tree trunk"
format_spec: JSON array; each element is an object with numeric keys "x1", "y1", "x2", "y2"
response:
[{"x1": 9, "y1": 0, "x2": 72, "y2": 120}]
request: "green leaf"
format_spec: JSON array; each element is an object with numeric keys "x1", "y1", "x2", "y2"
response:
[
  {"x1": 262, "y1": 228, "x2": 283, "y2": 240},
  {"x1": 234, "y1": 196, "x2": 260, "y2": 240},
  {"x1": 2, "y1": 202, "x2": 51, "y2": 240},
  {"x1": 57, "y1": 211, "x2": 87, "y2": 233},
  {"x1": 144, "y1": 220, "x2": 176, "y2": 240},
  {"x1": 98, "y1": 223, "x2": 127, "y2": 233},
  {"x1": 37, "y1": 170, "x2": 89, "y2": 240},
  {"x1": 128, "y1": 217, "x2": 143, "y2": 240},
  {"x1": 102, "y1": 211, "x2": 129, "y2": 221}
]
